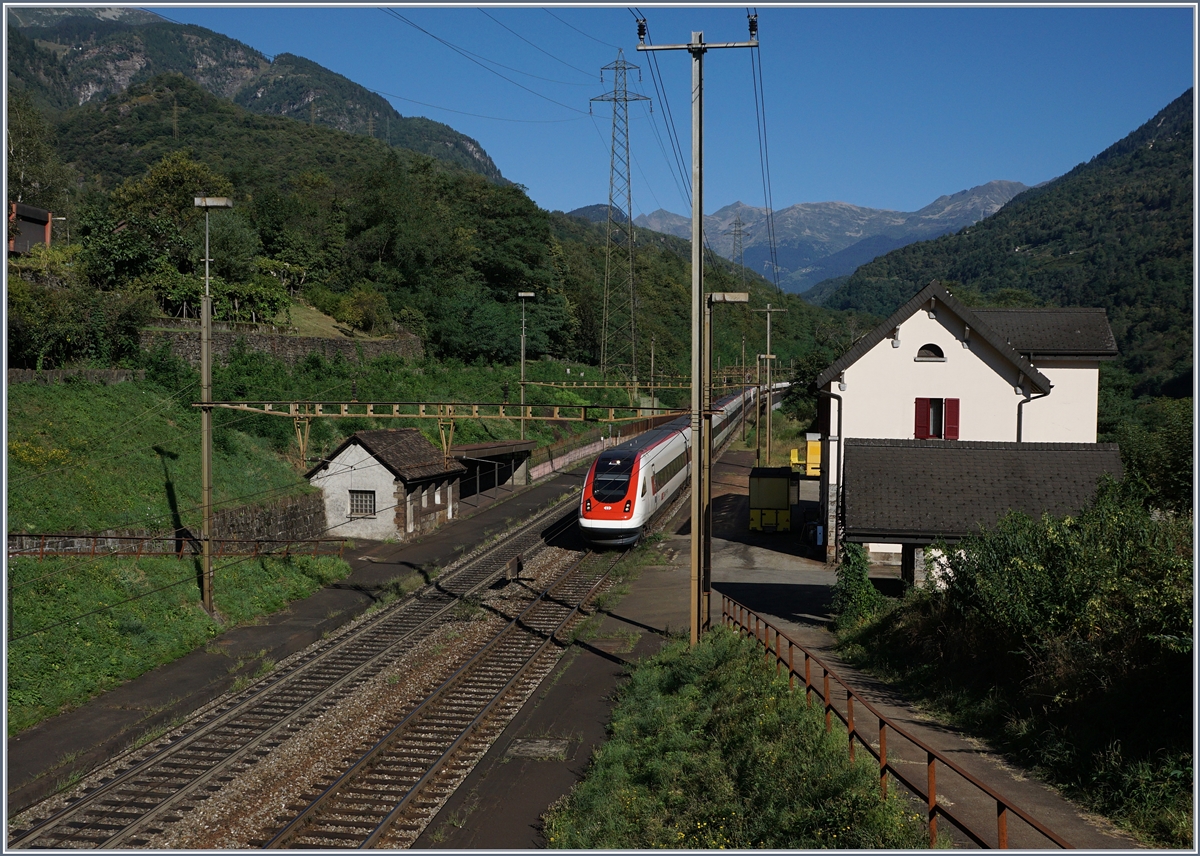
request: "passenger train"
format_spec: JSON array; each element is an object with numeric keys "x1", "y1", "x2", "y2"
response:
[{"x1": 578, "y1": 384, "x2": 786, "y2": 546}]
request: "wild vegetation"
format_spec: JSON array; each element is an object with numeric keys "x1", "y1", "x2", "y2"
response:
[
  {"x1": 7, "y1": 73, "x2": 846, "y2": 381},
  {"x1": 543, "y1": 626, "x2": 929, "y2": 849},
  {"x1": 835, "y1": 473, "x2": 1193, "y2": 848},
  {"x1": 7, "y1": 552, "x2": 349, "y2": 735}
]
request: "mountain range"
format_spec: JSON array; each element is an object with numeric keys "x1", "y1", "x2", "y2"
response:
[
  {"x1": 633, "y1": 180, "x2": 1030, "y2": 293},
  {"x1": 815, "y1": 89, "x2": 1193, "y2": 401},
  {"x1": 6, "y1": 7, "x2": 504, "y2": 182}
]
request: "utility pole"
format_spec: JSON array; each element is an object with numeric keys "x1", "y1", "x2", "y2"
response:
[
  {"x1": 753, "y1": 303, "x2": 787, "y2": 466},
  {"x1": 592, "y1": 51, "x2": 649, "y2": 393},
  {"x1": 194, "y1": 197, "x2": 233, "y2": 616},
  {"x1": 518, "y1": 291, "x2": 534, "y2": 440},
  {"x1": 639, "y1": 15, "x2": 758, "y2": 647},
  {"x1": 741, "y1": 334, "x2": 747, "y2": 441},
  {"x1": 649, "y1": 336, "x2": 655, "y2": 416}
]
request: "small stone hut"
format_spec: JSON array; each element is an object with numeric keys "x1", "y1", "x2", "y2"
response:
[{"x1": 306, "y1": 429, "x2": 467, "y2": 542}]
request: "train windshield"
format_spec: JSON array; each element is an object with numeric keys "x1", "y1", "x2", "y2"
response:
[{"x1": 592, "y1": 454, "x2": 635, "y2": 502}]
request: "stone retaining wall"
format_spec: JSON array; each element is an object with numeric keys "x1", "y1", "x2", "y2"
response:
[
  {"x1": 8, "y1": 492, "x2": 329, "y2": 557},
  {"x1": 139, "y1": 329, "x2": 423, "y2": 368}
]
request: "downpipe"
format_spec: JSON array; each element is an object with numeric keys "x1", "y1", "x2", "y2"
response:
[{"x1": 814, "y1": 387, "x2": 843, "y2": 562}]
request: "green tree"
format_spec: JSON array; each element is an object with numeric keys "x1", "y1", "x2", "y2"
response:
[{"x1": 6, "y1": 89, "x2": 73, "y2": 211}]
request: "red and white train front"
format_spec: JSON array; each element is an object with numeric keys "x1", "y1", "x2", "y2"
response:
[
  {"x1": 577, "y1": 423, "x2": 690, "y2": 547},
  {"x1": 577, "y1": 387, "x2": 768, "y2": 546}
]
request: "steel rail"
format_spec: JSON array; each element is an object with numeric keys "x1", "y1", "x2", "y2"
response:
[
  {"x1": 264, "y1": 548, "x2": 620, "y2": 849},
  {"x1": 7, "y1": 495, "x2": 580, "y2": 850},
  {"x1": 722, "y1": 595, "x2": 1073, "y2": 850}
]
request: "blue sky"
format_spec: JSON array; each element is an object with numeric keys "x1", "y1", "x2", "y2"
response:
[{"x1": 153, "y1": 5, "x2": 1195, "y2": 217}]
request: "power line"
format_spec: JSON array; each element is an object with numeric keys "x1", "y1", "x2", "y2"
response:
[
  {"x1": 748, "y1": 11, "x2": 782, "y2": 293},
  {"x1": 544, "y1": 8, "x2": 621, "y2": 50},
  {"x1": 366, "y1": 87, "x2": 587, "y2": 124},
  {"x1": 381, "y1": 9, "x2": 588, "y2": 115},
  {"x1": 479, "y1": 9, "x2": 596, "y2": 80}
]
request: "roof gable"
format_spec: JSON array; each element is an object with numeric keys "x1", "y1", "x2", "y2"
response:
[
  {"x1": 307, "y1": 429, "x2": 467, "y2": 482},
  {"x1": 816, "y1": 281, "x2": 1053, "y2": 394}
]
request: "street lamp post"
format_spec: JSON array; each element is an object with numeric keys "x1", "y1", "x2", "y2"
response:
[
  {"x1": 753, "y1": 303, "x2": 787, "y2": 466},
  {"x1": 518, "y1": 291, "x2": 534, "y2": 441},
  {"x1": 193, "y1": 196, "x2": 233, "y2": 616},
  {"x1": 52, "y1": 216, "x2": 68, "y2": 247},
  {"x1": 702, "y1": 292, "x2": 749, "y2": 629}
]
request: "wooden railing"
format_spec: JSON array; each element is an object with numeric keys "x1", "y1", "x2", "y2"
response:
[{"x1": 721, "y1": 594, "x2": 1073, "y2": 850}]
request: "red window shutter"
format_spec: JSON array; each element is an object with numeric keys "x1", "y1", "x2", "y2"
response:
[
  {"x1": 944, "y1": 398, "x2": 960, "y2": 440},
  {"x1": 914, "y1": 398, "x2": 930, "y2": 439}
]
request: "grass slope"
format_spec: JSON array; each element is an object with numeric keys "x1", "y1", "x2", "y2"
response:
[
  {"x1": 8, "y1": 553, "x2": 349, "y2": 735},
  {"x1": 7, "y1": 378, "x2": 312, "y2": 535}
]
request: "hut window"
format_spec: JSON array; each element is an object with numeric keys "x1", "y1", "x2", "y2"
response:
[{"x1": 349, "y1": 490, "x2": 376, "y2": 517}]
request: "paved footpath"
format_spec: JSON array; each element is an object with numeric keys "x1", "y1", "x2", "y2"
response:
[{"x1": 415, "y1": 449, "x2": 1140, "y2": 850}]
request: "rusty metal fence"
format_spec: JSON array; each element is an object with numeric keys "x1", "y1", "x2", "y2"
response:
[
  {"x1": 721, "y1": 594, "x2": 1073, "y2": 850},
  {"x1": 8, "y1": 533, "x2": 347, "y2": 561}
]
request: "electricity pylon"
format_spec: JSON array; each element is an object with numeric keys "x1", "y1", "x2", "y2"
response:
[
  {"x1": 591, "y1": 51, "x2": 649, "y2": 383},
  {"x1": 729, "y1": 214, "x2": 746, "y2": 286}
]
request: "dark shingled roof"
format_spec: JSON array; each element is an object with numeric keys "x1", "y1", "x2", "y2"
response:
[
  {"x1": 307, "y1": 429, "x2": 466, "y2": 482},
  {"x1": 816, "y1": 281, "x2": 1055, "y2": 394},
  {"x1": 842, "y1": 438, "x2": 1122, "y2": 543},
  {"x1": 972, "y1": 308, "x2": 1118, "y2": 358}
]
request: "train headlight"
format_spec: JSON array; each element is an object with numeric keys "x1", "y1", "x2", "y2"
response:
[
  {"x1": 585, "y1": 499, "x2": 592, "y2": 512},
  {"x1": 623, "y1": 500, "x2": 631, "y2": 513}
]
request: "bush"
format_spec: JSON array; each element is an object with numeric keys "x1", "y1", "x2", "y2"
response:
[
  {"x1": 838, "y1": 477, "x2": 1193, "y2": 847},
  {"x1": 831, "y1": 542, "x2": 885, "y2": 630},
  {"x1": 544, "y1": 626, "x2": 928, "y2": 849}
]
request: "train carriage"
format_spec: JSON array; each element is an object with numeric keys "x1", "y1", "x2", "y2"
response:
[{"x1": 578, "y1": 385, "x2": 773, "y2": 546}]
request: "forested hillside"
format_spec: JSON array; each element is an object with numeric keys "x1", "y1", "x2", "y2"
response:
[
  {"x1": 6, "y1": 13, "x2": 503, "y2": 181},
  {"x1": 811, "y1": 89, "x2": 1192, "y2": 400},
  {"x1": 8, "y1": 72, "x2": 854, "y2": 380}
]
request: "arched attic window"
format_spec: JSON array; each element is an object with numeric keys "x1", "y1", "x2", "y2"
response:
[{"x1": 915, "y1": 343, "x2": 945, "y2": 362}]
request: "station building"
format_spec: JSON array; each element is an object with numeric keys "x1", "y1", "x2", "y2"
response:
[{"x1": 813, "y1": 280, "x2": 1122, "y2": 574}]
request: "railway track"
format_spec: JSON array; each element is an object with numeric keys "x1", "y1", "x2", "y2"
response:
[
  {"x1": 263, "y1": 547, "x2": 622, "y2": 849},
  {"x1": 7, "y1": 493, "x2": 582, "y2": 850}
]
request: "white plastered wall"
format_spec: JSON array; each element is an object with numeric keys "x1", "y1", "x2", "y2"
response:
[
  {"x1": 309, "y1": 442, "x2": 398, "y2": 540},
  {"x1": 1019, "y1": 360, "x2": 1100, "y2": 442},
  {"x1": 819, "y1": 308, "x2": 1099, "y2": 559}
]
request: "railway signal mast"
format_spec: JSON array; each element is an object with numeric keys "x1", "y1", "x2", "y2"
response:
[{"x1": 638, "y1": 15, "x2": 759, "y2": 646}]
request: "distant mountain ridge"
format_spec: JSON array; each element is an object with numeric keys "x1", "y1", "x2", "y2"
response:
[
  {"x1": 813, "y1": 89, "x2": 1193, "y2": 399},
  {"x1": 633, "y1": 180, "x2": 1029, "y2": 292},
  {"x1": 6, "y1": 9, "x2": 504, "y2": 182}
]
